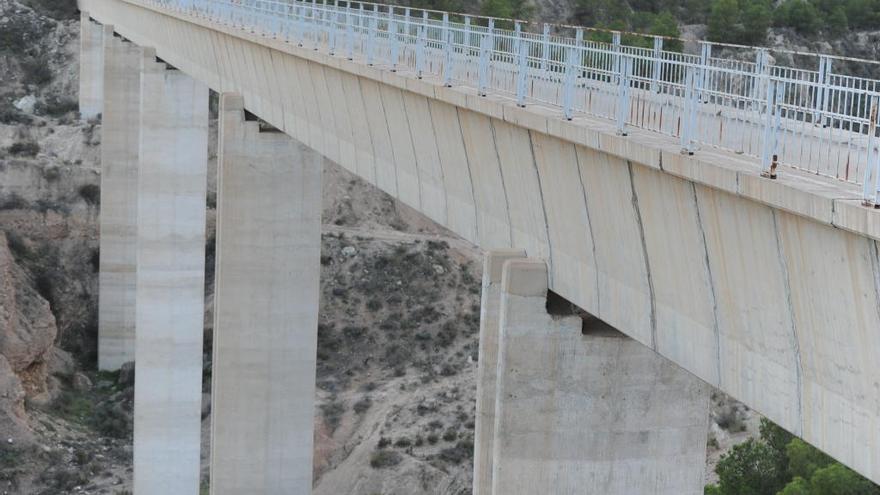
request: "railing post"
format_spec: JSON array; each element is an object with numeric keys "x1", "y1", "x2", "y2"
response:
[
  {"x1": 562, "y1": 42, "x2": 577, "y2": 120},
  {"x1": 515, "y1": 22, "x2": 527, "y2": 107},
  {"x1": 616, "y1": 55, "x2": 632, "y2": 136},
  {"x1": 416, "y1": 11, "x2": 427, "y2": 78},
  {"x1": 345, "y1": 1, "x2": 354, "y2": 59},
  {"x1": 760, "y1": 79, "x2": 784, "y2": 178},
  {"x1": 751, "y1": 48, "x2": 769, "y2": 104},
  {"x1": 814, "y1": 55, "x2": 832, "y2": 127},
  {"x1": 366, "y1": 4, "x2": 377, "y2": 65},
  {"x1": 311, "y1": 0, "x2": 319, "y2": 49},
  {"x1": 442, "y1": 12, "x2": 449, "y2": 47},
  {"x1": 477, "y1": 19, "x2": 494, "y2": 96},
  {"x1": 464, "y1": 16, "x2": 471, "y2": 56},
  {"x1": 681, "y1": 67, "x2": 699, "y2": 154},
  {"x1": 863, "y1": 97, "x2": 879, "y2": 205},
  {"x1": 699, "y1": 41, "x2": 711, "y2": 102},
  {"x1": 404, "y1": 7, "x2": 410, "y2": 42},
  {"x1": 328, "y1": 0, "x2": 339, "y2": 55},
  {"x1": 540, "y1": 23, "x2": 550, "y2": 73},
  {"x1": 389, "y1": 6, "x2": 399, "y2": 71},
  {"x1": 612, "y1": 31, "x2": 621, "y2": 80},
  {"x1": 651, "y1": 36, "x2": 663, "y2": 93},
  {"x1": 443, "y1": 15, "x2": 454, "y2": 87}
]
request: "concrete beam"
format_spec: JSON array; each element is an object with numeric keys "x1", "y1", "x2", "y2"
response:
[
  {"x1": 133, "y1": 51, "x2": 209, "y2": 494},
  {"x1": 79, "y1": 12, "x2": 104, "y2": 120},
  {"x1": 97, "y1": 26, "x2": 140, "y2": 371},
  {"x1": 491, "y1": 258, "x2": 710, "y2": 495},
  {"x1": 209, "y1": 93, "x2": 322, "y2": 495}
]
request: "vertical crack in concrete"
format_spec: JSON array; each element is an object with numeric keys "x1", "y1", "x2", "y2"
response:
[
  {"x1": 355, "y1": 77, "x2": 379, "y2": 184},
  {"x1": 626, "y1": 161, "x2": 657, "y2": 350},
  {"x1": 691, "y1": 183, "x2": 723, "y2": 387},
  {"x1": 869, "y1": 240, "x2": 880, "y2": 351},
  {"x1": 573, "y1": 146, "x2": 601, "y2": 315},
  {"x1": 454, "y1": 107, "x2": 480, "y2": 243},
  {"x1": 526, "y1": 130, "x2": 553, "y2": 282},
  {"x1": 772, "y1": 209, "x2": 805, "y2": 436},
  {"x1": 401, "y1": 93, "x2": 425, "y2": 214},
  {"x1": 425, "y1": 100, "x2": 450, "y2": 226},
  {"x1": 488, "y1": 118, "x2": 514, "y2": 248},
  {"x1": 267, "y1": 50, "x2": 286, "y2": 131},
  {"x1": 376, "y1": 85, "x2": 400, "y2": 199}
]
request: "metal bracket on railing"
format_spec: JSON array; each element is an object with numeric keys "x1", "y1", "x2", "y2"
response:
[
  {"x1": 760, "y1": 80, "x2": 784, "y2": 179},
  {"x1": 616, "y1": 55, "x2": 632, "y2": 136},
  {"x1": 515, "y1": 22, "x2": 527, "y2": 107}
]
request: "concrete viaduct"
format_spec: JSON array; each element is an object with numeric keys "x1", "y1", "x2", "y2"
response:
[{"x1": 77, "y1": 0, "x2": 880, "y2": 493}]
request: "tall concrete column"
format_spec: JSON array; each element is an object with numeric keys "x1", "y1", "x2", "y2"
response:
[
  {"x1": 133, "y1": 51, "x2": 209, "y2": 495},
  {"x1": 473, "y1": 249, "x2": 526, "y2": 495},
  {"x1": 98, "y1": 27, "x2": 141, "y2": 371},
  {"x1": 78, "y1": 12, "x2": 103, "y2": 120},
  {"x1": 209, "y1": 93, "x2": 322, "y2": 495},
  {"x1": 491, "y1": 258, "x2": 710, "y2": 495}
]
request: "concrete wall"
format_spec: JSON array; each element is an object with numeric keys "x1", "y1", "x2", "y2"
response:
[
  {"x1": 78, "y1": 12, "x2": 103, "y2": 120},
  {"x1": 210, "y1": 93, "x2": 322, "y2": 495},
  {"x1": 133, "y1": 52, "x2": 208, "y2": 494},
  {"x1": 491, "y1": 258, "x2": 709, "y2": 495},
  {"x1": 80, "y1": 0, "x2": 880, "y2": 482},
  {"x1": 97, "y1": 27, "x2": 140, "y2": 371}
]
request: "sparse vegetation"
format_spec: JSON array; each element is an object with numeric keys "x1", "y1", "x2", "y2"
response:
[
  {"x1": 369, "y1": 450, "x2": 403, "y2": 469},
  {"x1": 78, "y1": 184, "x2": 101, "y2": 205},
  {"x1": 7, "y1": 140, "x2": 40, "y2": 157}
]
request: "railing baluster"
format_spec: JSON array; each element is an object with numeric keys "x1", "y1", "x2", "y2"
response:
[
  {"x1": 651, "y1": 36, "x2": 662, "y2": 93},
  {"x1": 863, "y1": 97, "x2": 880, "y2": 204}
]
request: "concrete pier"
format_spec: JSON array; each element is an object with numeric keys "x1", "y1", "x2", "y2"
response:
[
  {"x1": 491, "y1": 258, "x2": 710, "y2": 495},
  {"x1": 78, "y1": 12, "x2": 103, "y2": 120},
  {"x1": 97, "y1": 27, "x2": 140, "y2": 371},
  {"x1": 209, "y1": 93, "x2": 322, "y2": 495},
  {"x1": 133, "y1": 51, "x2": 209, "y2": 495},
  {"x1": 473, "y1": 249, "x2": 526, "y2": 495}
]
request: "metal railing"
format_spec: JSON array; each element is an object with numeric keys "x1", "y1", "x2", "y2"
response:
[{"x1": 158, "y1": 0, "x2": 880, "y2": 204}]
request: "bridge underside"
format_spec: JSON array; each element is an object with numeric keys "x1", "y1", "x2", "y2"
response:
[{"x1": 81, "y1": 0, "x2": 880, "y2": 485}]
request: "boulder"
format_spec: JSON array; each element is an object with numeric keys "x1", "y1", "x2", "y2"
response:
[{"x1": 0, "y1": 354, "x2": 32, "y2": 444}]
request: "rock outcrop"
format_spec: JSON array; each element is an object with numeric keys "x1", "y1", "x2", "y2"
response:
[{"x1": 0, "y1": 231, "x2": 57, "y2": 398}]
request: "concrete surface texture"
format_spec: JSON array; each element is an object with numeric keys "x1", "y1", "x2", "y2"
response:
[
  {"x1": 96, "y1": 26, "x2": 140, "y2": 371},
  {"x1": 491, "y1": 258, "x2": 710, "y2": 495},
  {"x1": 78, "y1": 13, "x2": 103, "y2": 120},
  {"x1": 472, "y1": 249, "x2": 526, "y2": 495},
  {"x1": 210, "y1": 93, "x2": 322, "y2": 495},
  {"x1": 133, "y1": 53, "x2": 209, "y2": 495},
  {"x1": 79, "y1": 0, "x2": 880, "y2": 483}
]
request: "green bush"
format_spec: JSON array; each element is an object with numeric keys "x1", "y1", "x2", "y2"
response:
[
  {"x1": 78, "y1": 184, "x2": 101, "y2": 206},
  {"x1": 20, "y1": 56, "x2": 53, "y2": 86},
  {"x1": 369, "y1": 450, "x2": 402, "y2": 469},
  {"x1": 36, "y1": 97, "x2": 78, "y2": 117},
  {"x1": 775, "y1": 0, "x2": 822, "y2": 34}
]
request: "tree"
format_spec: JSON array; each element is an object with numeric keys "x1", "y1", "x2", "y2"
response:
[
  {"x1": 827, "y1": 6, "x2": 849, "y2": 36},
  {"x1": 650, "y1": 10, "x2": 682, "y2": 51},
  {"x1": 775, "y1": 0, "x2": 821, "y2": 35},
  {"x1": 707, "y1": 0, "x2": 740, "y2": 42},
  {"x1": 809, "y1": 463, "x2": 880, "y2": 495},
  {"x1": 786, "y1": 438, "x2": 833, "y2": 480},
  {"x1": 759, "y1": 418, "x2": 794, "y2": 480},
  {"x1": 715, "y1": 438, "x2": 788, "y2": 495},
  {"x1": 739, "y1": 0, "x2": 772, "y2": 44},
  {"x1": 779, "y1": 477, "x2": 811, "y2": 495}
]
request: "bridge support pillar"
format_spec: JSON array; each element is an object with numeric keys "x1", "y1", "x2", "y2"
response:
[
  {"x1": 487, "y1": 257, "x2": 710, "y2": 495},
  {"x1": 133, "y1": 53, "x2": 209, "y2": 495},
  {"x1": 473, "y1": 249, "x2": 527, "y2": 495},
  {"x1": 209, "y1": 93, "x2": 322, "y2": 495},
  {"x1": 78, "y1": 12, "x2": 103, "y2": 120},
  {"x1": 97, "y1": 27, "x2": 141, "y2": 371}
]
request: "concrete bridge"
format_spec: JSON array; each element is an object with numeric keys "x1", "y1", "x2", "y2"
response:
[{"x1": 77, "y1": 0, "x2": 880, "y2": 493}]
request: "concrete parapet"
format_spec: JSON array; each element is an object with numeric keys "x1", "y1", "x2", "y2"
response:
[
  {"x1": 491, "y1": 258, "x2": 710, "y2": 495},
  {"x1": 133, "y1": 55, "x2": 208, "y2": 495},
  {"x1": 97, "y1": 28, "x2": 141, "y2": 371},
  {"x1": 209, "y1": 92, "x2": 322, "y2": 495}
]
